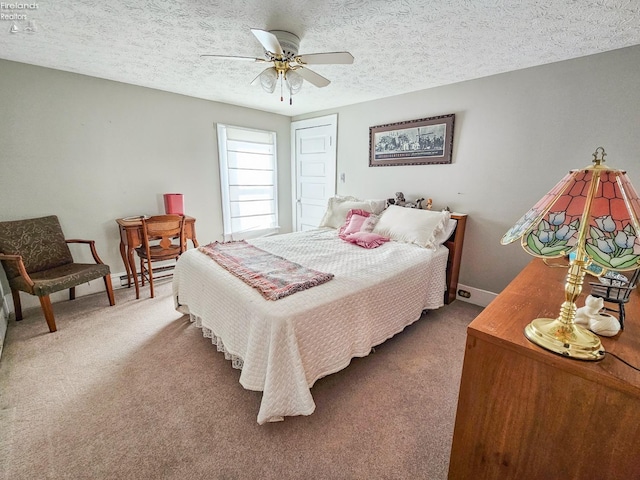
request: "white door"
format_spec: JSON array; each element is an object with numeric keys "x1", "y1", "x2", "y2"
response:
[{"x1": 291, "y1": 114, "x2": 337, "y2": 231}]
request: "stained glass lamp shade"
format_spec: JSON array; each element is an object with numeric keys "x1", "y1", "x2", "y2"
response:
[{"x1": 501, "y1": 147, "x2": 640, "y2": 360}]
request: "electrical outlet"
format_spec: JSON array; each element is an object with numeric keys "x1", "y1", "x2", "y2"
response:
[{"x1": 458, "y1": 289, "x2": 471, "y2": 298}]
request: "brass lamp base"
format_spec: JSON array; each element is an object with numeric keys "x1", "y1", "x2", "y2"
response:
[{"x1": 524, "y1": 317, "x2": 605, "y2": 361}]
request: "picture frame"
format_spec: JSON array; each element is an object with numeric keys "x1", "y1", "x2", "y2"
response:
[{"x1": 369, "y1": 113, "x2": 455, "y2": 167}]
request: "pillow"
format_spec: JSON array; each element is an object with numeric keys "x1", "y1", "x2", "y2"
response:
[
  {"x1": 433, "y1": 218, "x2": 458, "y2": 246},
  {"x1": 372, "y1": 205, "x2": 451, "y2": 249},
  {"x1": 319, "y1": 196, "x2": 387, "y2": 229},
  {"x1": 343, "y1": 231, "x2": 390, "y2": 249},
  {"x1": 368, "y1": 198, "x2": 387, "y2": 214},
  {"x1": 338, "y1": 209, "x2": 380, "y2": 238}
]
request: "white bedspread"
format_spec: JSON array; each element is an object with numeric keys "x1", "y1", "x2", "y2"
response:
[{"x1": 173, "y1": 228, "x2": 448, "y2": 424}]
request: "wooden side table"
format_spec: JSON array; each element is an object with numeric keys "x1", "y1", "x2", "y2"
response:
[
  {"x1": 448, "y1": 259, "x2": 640, "y2": 479},
  {"x1": 116, "y1": 216, "x2": 198, "y2": 295}
]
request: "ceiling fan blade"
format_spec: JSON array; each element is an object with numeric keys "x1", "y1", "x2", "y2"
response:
[
  {"x1": 200, "y1": 54, "x2": 267, "y2": 63},
  {"x1": 296, "y1": 52, "x2": 354, "y2": 65},
  {"x1": 297, "y1": 67, "x2": 331, "y2": 88},
  {"x1": 251, "y1": 29, "x2": 283, "y2": 55}
]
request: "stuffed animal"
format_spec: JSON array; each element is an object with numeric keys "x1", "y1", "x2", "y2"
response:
[
  {"x1": 387, "y1": 192, "x2": 407, "y2": 207},
  {"x1": 415, "y1": 198, "x2": 433, "y2": 210},
  {"x1": 386, "y1": 194, "x2": 434, "y2": 210}
]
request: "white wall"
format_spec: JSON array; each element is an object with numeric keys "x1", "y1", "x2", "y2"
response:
[
  {"x1": 295, "y1": 46, "x2": 640, "y2": 294},
  {"x1": 2, "y1": 45, "x2": 640, "y2": 314},
  {"x1": 0, "y1": 60, "x2": 292, "y2": 310}
]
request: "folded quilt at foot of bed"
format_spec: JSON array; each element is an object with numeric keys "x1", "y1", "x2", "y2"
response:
[{"x1": 198, "y1": 241, "x2": 334, "y2": 300}]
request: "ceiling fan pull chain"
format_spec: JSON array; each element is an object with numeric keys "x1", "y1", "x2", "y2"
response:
[{"x1": 280, "y1": 72, "x2": 284, "y2": 102}]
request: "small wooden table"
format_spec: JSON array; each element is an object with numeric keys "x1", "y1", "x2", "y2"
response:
[
  {"x1": 116, "y1": 216, "x2": 199, "y2": 292},
  {"x1": 448, "y1": 258, "x2": 640, "y2": 479}
]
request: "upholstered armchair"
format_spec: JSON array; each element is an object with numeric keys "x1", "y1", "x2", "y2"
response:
[{"x1": 0, "y1": 215, "x2": 115, "y2": 332}]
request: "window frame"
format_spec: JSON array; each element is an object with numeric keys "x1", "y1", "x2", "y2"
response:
[{"x1": 217, "y1": 124, "x2": 280, "y2": 241}]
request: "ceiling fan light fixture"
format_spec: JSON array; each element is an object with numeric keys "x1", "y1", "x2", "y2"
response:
[
  {"x1": 202, "y1": 28, "x2": 353, "y2": 103},
  {"x1": 259, "y1": 67, "x2": 278, "y2": 94},
  {"x1": 285, "y1": 69, "x2": 303, "y2": 95}
]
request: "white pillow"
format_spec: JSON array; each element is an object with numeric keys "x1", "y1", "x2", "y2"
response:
[
  {"x1": 319, "y1": 196, "x2": 387, "y2": 229},
  {"x1": 433, "y1": 218, "x2": 457, "y2": 246},
  {"x1": 372, "y1": 205, "x2": 451, "y2": 249}
]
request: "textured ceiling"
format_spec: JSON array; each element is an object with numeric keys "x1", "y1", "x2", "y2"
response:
[{"x1": 2, "y1": 0, "x2": 640, "y2": 116}]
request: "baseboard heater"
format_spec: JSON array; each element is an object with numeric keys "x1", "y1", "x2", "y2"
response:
[{"x1": 118, "y1": 265, "x2": 176, "y2": 288}]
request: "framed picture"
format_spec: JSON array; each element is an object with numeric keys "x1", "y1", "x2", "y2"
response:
[{"x1": 369, "y1": 113, "x2": 455, "y2": 167}]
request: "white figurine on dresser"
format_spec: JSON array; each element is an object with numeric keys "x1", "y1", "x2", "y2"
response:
[{"x1": 574, "y1": 294, "x2": 621, "y2": 337}]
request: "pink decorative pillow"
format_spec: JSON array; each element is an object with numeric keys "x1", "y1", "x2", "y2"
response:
[
  {"x1": 339, "y1": 209, "x2": 372, "y2": 238},
  {"x1": 344, "y1": 231, "x2": 390, "y2": 249}
]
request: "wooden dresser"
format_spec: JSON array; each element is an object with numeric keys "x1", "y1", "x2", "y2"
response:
[{"x1": 448, "y1": 259, "x2": 640, "y2": 479}]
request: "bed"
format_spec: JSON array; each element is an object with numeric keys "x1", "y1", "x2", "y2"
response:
[{"x1": 173, "y1": 200, "x2": 467, "y2": 424}]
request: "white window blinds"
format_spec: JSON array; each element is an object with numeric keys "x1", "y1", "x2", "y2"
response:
[{"x1": 217, "y1": 124, "x2": 279, "y2": 241}]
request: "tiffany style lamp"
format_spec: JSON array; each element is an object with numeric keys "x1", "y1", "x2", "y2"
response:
[{"x1": 501, "y1": 147, "x2": 640, "y2": 361}]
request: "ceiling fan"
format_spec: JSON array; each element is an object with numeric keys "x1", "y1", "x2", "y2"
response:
[{"x1": 201, "y1": 29, "x2": 354, "y2": 104}]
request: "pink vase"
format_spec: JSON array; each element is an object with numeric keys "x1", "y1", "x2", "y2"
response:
[{"x1": 163, "y1": 193, "x2": 184, "y2": 215}]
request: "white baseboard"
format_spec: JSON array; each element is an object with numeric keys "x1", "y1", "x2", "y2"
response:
[
  {"x1": 455, "y1": 283, "x2": 497, "y2": 308},
  {"x1": 111, "y1": 263, "x2": 175, "y2": 290},
  {"x1": 111, "y1": 272, "x2": 128, "y2": 289}
]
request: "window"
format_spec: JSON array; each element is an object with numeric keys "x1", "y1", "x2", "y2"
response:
[{"x1": 217, "y1": 124, "x2": 279, "y2": 241}]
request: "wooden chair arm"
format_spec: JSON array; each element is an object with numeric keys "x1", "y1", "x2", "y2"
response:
[
  {"x1": 65, "y1": 239, "x2": 105, "y2": 264},
  {"x1": 0, "y1": 253, "x2": 35, "y2": 287}
]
